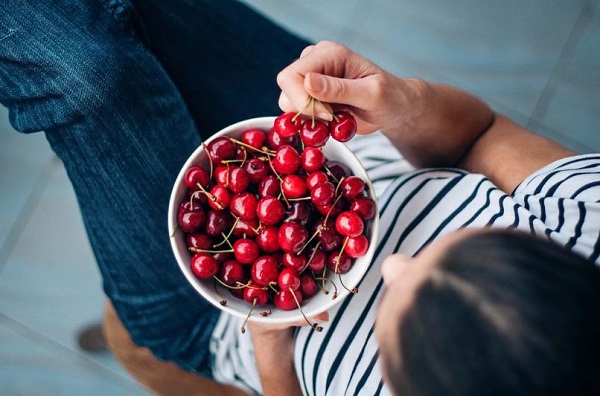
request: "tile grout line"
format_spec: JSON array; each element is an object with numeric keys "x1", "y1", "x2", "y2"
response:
[
  {"x1": 0, "y1": 157, "x2": 60, "y2": 275},
  {"x1": 0, "y1": 312, "x2": 146, "y2": 392},
  {"x1": 526, "y1": 0, "x2": 595, "y2": 129}
]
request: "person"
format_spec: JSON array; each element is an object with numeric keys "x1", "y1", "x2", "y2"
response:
[{"x1": 1, "y1": 2, "x2": 599, "y2": 396}]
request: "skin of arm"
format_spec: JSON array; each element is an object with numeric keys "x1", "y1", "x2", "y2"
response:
[{"x1": 277, "y1": 40, "x2": 576, "y2": 194}]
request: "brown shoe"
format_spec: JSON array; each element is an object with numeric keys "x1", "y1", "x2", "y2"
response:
[{"x1": 77, "y1": 321, "x2": 108, "y2": 353}]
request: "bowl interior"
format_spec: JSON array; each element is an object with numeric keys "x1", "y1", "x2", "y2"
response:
[{"x1": 168, "y1": 116, "x2": 379, "y2": 323}]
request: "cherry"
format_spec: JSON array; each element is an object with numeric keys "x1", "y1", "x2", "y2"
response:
[
  {"x1": 282, "y1": 252, "x2": 307, "y2": 271},
  {"x1": 273, "y1": 145, "x2": 301, "y2": 175},
  {"x1": 306, "y1": 171, "x2": 329, "y2": 190},
  {"x1": 213, "y1": 252, "x2": 232, "y2": 263},
  {"x1": 274, "y1": 288, "x2": 303, "y2": 310},
  {"x1": 242, "y1": 158, "x2": 269, "y2": 184},
  {"x1": 318, "y1": 224, "x2": 343, "y2": 252},
  {"x1": 307, "y1": 246, "x2": 327, "y2": 272},
  {"x1": 301, "y1": 147, "x2": 326, "y2": 172},
  {"x1": 327, "y1": 250, "x2": 352, "y2": 274},
  {"x1": 186, "y1": 233, "x2": 213, "y2": 250},
  {"x1": 325, "y1": 160, "x2": 351, "y2": 180},
  {"x1": 233, "y1": 238, "x2": 260, "y2": 264},
  {"x1": 191, "y1": 252, "x2": 219, "y2": 279},
  {"x1": 229, "y1": 167, "x2": 250, "y2": 193},
  {"x1": 257, "y1": 196, "x2": 286, "y2": 225},
  {"x1": 208, "y1": 185, "x2": 231, "y2": 211},
  {"x1": 258, "y1": 175, "x2": 281, "y2": 198},
  {"x1": 243, "y1": 282, "x2": 270, "y2": 305},
  {"x1": 204, "y1": 210, "x2": 231, "y2": 236},
  {"x1": 241, "y1": 128, "x2": 267, "y2": 150},
  {"x1": 220, "y1": 260, "x2": 246, "y2": 286},
  {"x1": 207, "y1": 137, "x2": 237, "y2": 164},
  {"x1": 278, "y1": 268, "x2": 301, "y2": 291},
  {"x1": 273, "y1": 112, "x2": 302, "y2": 138},
  {"x1": 311, "y1": 181, "x2": 335, "y2": 206},
  {"x1": 300, "y1": 119, "x2": 330, "y2": 147},
  {"x1": 230, "y1": 192, "x2": 258, "y2": 221},
  {"x1": 232, "y1": 217, "x2": 259, "y2": 238},
  {"x1": 350, "y1": 196, "x2": 376, "y2": 220},
  {"x1": 278, "y1": 222, "x2": 309, "y2": 253},
  {"x1": 340, "y1": 176, "x2": 365, "y2": 200},
  {"x1": 300, "y1": 273, "x2": 319, "y2": 298},
  {"x1": 330, "y1": 111, "x2": 357, "y2": 142},
  {"x1": 284, "y1": 201, "x2": 312, "y2": 227},
  {"x1": 184, "y1": 166, "x2": 209, "y2": 189},
  {"x1": 335, "y1": 211, "x2": 364, "y2": 237},
  {"x1": 177, "y1": 202, "x2": 206, "y2": 233},
  {"x1": 256, "y1": 225, "x2": 280, "y2": 253},
  {"x1": 251, "y1": 255, "x2": 279, "y2": 286},
  {"x1": 268, "y1": 127, "x2": 297, "y2": 149},
  {"x1": 344, "y1": 234, "x2": 369, "y2": 258},
  {"x1": 214, "y1": 165, "x2": 230, "y2": 187},
  {"x1": 282, "y1": 174, "x2": 307, "y2": 199}
]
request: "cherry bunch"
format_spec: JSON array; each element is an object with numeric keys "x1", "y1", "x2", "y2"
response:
[{"x1": 177, "y1": 110, "x2": 375, "y2": 332}]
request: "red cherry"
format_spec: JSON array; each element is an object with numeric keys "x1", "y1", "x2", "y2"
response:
[
  {"x1": 282, "y1": 174, "x2": 307, "y2": 199},
  {"x1": 340, "y1": 176, "x2": 365, "y2": 200},
  {"x1": 300, "y1": 120, "x2": 330, "y2": 147},
  {"x1": 301, "y1": 147, "x2": 326, "y2": 172},
  {"x1": 251, "y1": 255, "x2": 280, "y2": 286},
  {"x1": 278, "y1": 268, "x2": 301, "y2": 291},
  {"x1": 330, "y1": 111, "x2": 357, "y2": 142},
  {"x1": 191, "y1": 252, "x2": 219, "y2": 279},
  {"x1": 242, "y1": 158, "x2": 269, "y2": 184},
  {"x1": 205, "y1": 210, "x2": 231, "y2": 236},
  {"x1": 300, "y1": 273, "x2": 319, "y2": 298},
  {"x1": 233, "y1": 238, "x2": 260, "y2": 264},
  {"x1": 257, "y1": 196, "x2": 285, "y2": 225},
  {"x1": 214, "y1": 165, "x2": 230, "y2": 187},
  {"x1": 232, "y1": 217, "x2": 259, "y2": 238},
  {"x1": 241, "y1": 128, "x2": 267, "y2": 150},
  {"x1": 207, "y1": 137, "x2": 237, "y2": 164},
  {"x1": 311, "y1": 181, "x2": 335, "y2": 206},
  {"x1": 267, "y1": 127, "x2": 297, "y2": 149},
  {"x1": 184, "y1": 166, "x2": 209, "y2": 189},
  {"x1": 350, "y1": 196, "x2": 376, "y2": 220},
  {"x1": 284, "y1": 201, "x2": 312, "y2": 227},
  {"x1": 273, "y1": 112, "x2": 302, "y2": 138},
  {"x1": 243, "y1": 283, "x2": 270, "y2": 305},
  {"x1": 325, "y1": 160, "x2": 351, "y2": 180},
  {"x1": 344, "y1": 234, "x2": 369, "y2": 258},
  {"x1": 327, "y1": 250, "x2": 352, "y2": 274},
  {"x1": 230, "y1": 192, "x2": 258, "y2": 221},
  {"x1": 258, "y1": 175, "x2": 281, "y2": 198},
  {"x1": 282, "y1": 252, "x2": 307, "y2": 271},
  {"x1": 278, "y1": 222, "x2": 309, "y2": 253},
  {"x1": 273, "y1": 145, "x2": 301, "y2": 175},
  {"x1": 229, "y1": 167, "x2": 250, "y2": 193},
  {"x1": 208, "y1": 185, "x2": 231, "y2": 211},
  {"x1": 335, "y1": 211, "x2": 364, "y2": 237},
  {"x1": 307, "y1": 245, "x2": 327, "y2": 272},
  {"x1": 256, "y1": 225, "x2": 280, "y2": 253},
  {"x1": 274, "y1": 288, "x2": 302, "y2": 310},
  {"x1": 186, "y1": 233, "x2": 213, "y2": 250},
  {"x1": 220, "y1": 260, "x2": 246, "y2": 286},
  {"x1": 177, "y1": 201, "x2": 206, "y2": 233},
  {"x1": 306, "y1": 171, "x2": 329, "y2": 190}
]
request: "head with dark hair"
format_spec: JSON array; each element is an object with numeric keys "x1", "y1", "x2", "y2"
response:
[{"x1": 376, "y1": 229, "x2": 600, "y2": 396}]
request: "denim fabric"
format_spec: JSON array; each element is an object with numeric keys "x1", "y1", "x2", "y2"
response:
[{"x1": 0, "y1": 0, "x2": 307, "y2": 377}]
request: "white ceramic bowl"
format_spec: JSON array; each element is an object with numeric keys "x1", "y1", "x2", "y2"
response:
[{"x1": 168, "y1": 117, "x2": 379, "y2": 324}]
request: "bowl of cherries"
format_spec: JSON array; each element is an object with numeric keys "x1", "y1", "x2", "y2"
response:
[{"x1": 168, "y1": 110, "x2": 378, "y2": 332}]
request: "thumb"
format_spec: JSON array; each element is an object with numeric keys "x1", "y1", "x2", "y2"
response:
[{"x1": 304, "y1": 73, "x2": 361, "y2": 107}]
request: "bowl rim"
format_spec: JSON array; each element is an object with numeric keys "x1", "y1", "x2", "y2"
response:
[{"x1": 168, "y1": 116, "x2": 379, "y2": 324}]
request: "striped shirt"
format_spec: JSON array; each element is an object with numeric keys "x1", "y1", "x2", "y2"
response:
[{"x1": 210, "y1": 132, "x2": 600, "y2": 395}]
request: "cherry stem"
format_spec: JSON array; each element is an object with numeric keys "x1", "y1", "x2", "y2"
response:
[
  {"x1": 213, "y1": 276, "x2": 251, "y2": 290},
  {"x1": 298, "y1": 225, "x2": 322, "y2": 255},
  {"x1": 188, "y1": 247, "x2": 233, "y2": 254},
  {"x1": 292, "y1": 96, "x2": 313, "y2": 123},
  {"x1": 289, "y1": 287, "x2": 323, "y2": 332},
  {"x1": 213, "y1": 217, "x2": 240, "y2": 248},
  {"x1": 268, "y1": 281, "x2": 279, "y2": 294},
  {"x1": 323, "y1": 165, "x2": 339, "y2": 184},
  {"x1": 287, "y1": 197, "x2": 312, "y2": 201},
  {"x1": 323, "y1": 194, "x2": 343, "y2": 226},
  {"x1": 315, "y1": 276, "x2": 338, "y2": 299},
  {"x1": 315, "y1": 98, "x2": 339, "y2": 122},
  {"x1": 213, "y1": 281, "x2": 227, "y2": 306},
  {"x1": 299, "y1": 241, "x2": 321, "y2": 274},
  {"x1": 338, "y1": 272, "x2": 358, "y2": 295},
  {"x1": 335, "y1": 236, "x2": 350, "y2": 274},
  {"x1": 260, "y1": 307, "x2": 272, "y2": 317},
  {"x1": 266, "y1": 155, "x2": 291, "y2": 208},
  {"x1": 240, "y1": 297, "x2": 258, "y2": 334},
  {"x1": 230, "y1": 137, "x2": 275, "y2": 156},
  {"x1": 202, "y1": 143, "x2": 214, "y2": 181}
]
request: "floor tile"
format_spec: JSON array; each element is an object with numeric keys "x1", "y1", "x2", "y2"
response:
[
  {"x1": 531, "y1": 0, "x2": 600, "y2": 153},
  {"x1": 0, "y1": 317, "x2": 147, "y2": 395}
]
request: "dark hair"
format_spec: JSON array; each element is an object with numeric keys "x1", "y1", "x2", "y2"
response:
[{"x1": 388, "y1": 230, "x2": 600, "y2": 396}]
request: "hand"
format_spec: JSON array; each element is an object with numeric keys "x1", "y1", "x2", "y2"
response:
[{"x1": 277, "y1": 40, "x2": 424, "y2": 136}]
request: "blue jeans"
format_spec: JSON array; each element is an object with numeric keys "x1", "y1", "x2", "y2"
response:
[{"x1": 0, "y1": 0, "x2": 307, "y2": 377}]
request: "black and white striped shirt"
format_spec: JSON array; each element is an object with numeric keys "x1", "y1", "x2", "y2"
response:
[{"x1": 210, "y1": 132, "x2": 600, "y2": 395}]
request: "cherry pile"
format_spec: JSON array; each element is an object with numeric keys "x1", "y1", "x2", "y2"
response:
[{"x1": 177, "y1": 111, "x2": 376, "y2": 331}]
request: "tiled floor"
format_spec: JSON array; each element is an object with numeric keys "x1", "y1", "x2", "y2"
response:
[{"x1": 1, "y1": 0, "x2": 599, "y2": 394}]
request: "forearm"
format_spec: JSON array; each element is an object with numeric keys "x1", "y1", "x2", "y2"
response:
[
  {"x1": 250, "y1": 329, "x2": 303, "y2": 396},
  {"x1": 382, "y1": 80, "x2": 495, "y2": 168}
]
